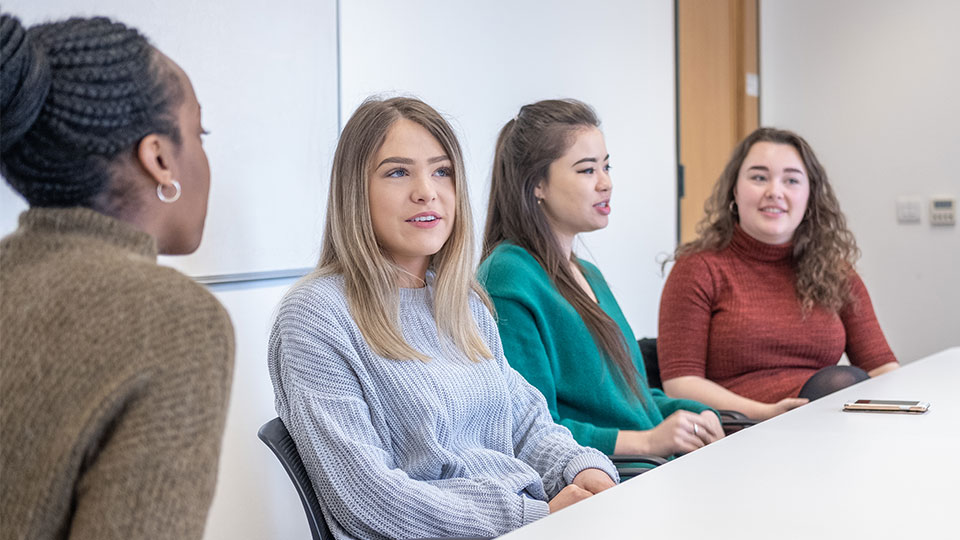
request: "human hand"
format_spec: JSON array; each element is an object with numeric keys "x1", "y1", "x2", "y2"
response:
[
  {"x1": 644, "y1": 410, "x2": 716, "y2": 456},
  {"x1": 759, "y1": 397, "x2": 809, "y2": 420},
  {"x1": 572, "y1": 468, "x2": 616, "y2": 495},
  {"x1": 696, "y1": 410, "x2": 724, "y2": 443},
  {"x1": 548, "y1": 484, "x2": 593, "y2": 513}
]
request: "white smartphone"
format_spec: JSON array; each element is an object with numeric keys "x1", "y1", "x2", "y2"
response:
[{"x1": 842, "y1": 399, "x2": 930, "y2": 414}]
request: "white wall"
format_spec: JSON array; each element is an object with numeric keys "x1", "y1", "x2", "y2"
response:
[
  {"x1": 760, "y1": 0, "x2": 960, "y2": 363},
  {"x1": 203, "y1": 3, "x2": 677, "y2": 537},
  {"x1": 8, "y1": 1, "x2": 959, "y2": 539},
  {"x1": 0, "y1": 0, "x2": 338, "y2": 279},
  {"x1": 1, "y1": 1, "x2": 677, "y2": 538},
  {"x1": 204, "y1": 279, "x2": 309, "y2": 540},
  {"x1": 340, "y1": 0, "x2": 678, "y2": 338}
]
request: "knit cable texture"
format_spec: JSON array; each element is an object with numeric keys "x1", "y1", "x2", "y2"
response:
[
  {"x1": 0, "y1": 207, "x2": 234, "y2": 540},
  {"x1": 268, "y1": 274, "x2": 617, "y2": 540}
]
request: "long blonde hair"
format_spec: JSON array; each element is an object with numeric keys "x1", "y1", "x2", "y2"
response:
[
  {"x1": 674, "y1": 127, "x2": 860, "y2": 313},
  {"x1": 315, "y1": 96, "x2": 492, "y2": 362}
]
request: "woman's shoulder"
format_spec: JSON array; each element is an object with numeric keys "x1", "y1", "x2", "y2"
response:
[
  {"x1": 140, "y1": 264, "x2": 233, "y2": 331},
  {"x1": 478, "y1": 242, "x2": 550, "y2": 293},
  {"x1": 480, "y1": 242, "x2": 546, "y2": 273},
  {"x1": 669, "y1": 249, "x2": 721, "y2": 278},
  {"x1": 99, "y1": 264, "x2": 233, "y2": 379},
  {"x1": 284, "y1": 273, "x2": 346, "y2": 303},
  {"x1": 275, "y1": 273, "x2": 352, "y2": 328}
]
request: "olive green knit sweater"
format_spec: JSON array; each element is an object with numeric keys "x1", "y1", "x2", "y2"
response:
[{"x1": 1, "y1": 207, "x2": 234, "y2": 540}]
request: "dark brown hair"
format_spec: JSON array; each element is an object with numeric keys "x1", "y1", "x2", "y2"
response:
[
  {"x1": 482, "y1": 99, "x2": 641, "y2": 397},
  {"x1": 675, "y1": 127, "x2": 860, "y2": 312}
]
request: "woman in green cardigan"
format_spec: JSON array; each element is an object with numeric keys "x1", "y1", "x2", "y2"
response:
[{"x1": 478, "y1": 99, "x2": 722, "y2": 458}]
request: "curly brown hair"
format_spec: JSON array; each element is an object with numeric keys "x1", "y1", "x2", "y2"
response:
[{"x1": 674, "y1": 127, "x2": 860, "y2": 313}]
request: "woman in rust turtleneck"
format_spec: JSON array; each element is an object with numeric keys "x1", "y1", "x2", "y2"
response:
[{"x1": 658, "y1": 128, "x2": 898, "y2": 421}]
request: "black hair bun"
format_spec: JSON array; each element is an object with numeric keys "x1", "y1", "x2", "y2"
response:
[{"x1": 1, "y1": 14, "x2": 52, "y2": 154}]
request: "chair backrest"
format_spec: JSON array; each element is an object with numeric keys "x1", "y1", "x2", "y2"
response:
[
  {"x1": 258, "y1": 417, "x2": 332, "y2": 540},
  {"x1": 636, "y1": 338, "x2": 757, "y2": 433},
  {"x1": 637, "y1": 337, "x2": 662, "y2": 390}
]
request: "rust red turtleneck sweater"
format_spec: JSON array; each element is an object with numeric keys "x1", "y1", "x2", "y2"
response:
[{"x1": 657, "y1": 225, "x2": 897, "y2": 403}]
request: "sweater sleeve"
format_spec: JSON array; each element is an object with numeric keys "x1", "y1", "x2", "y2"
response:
[
  {"x1": 68, "y1": 292, "x2": 235, "y2": 540},
  {"x1": 650, "y1": 388, "x2": 719, "y2": 420},
  {"x1": 475, "y1": 302, "x2": 618, "y2": 496},
  {"x1": 841, "y1": 272, "x2": 898, "y2": 372},
  {"x1": 274, "y1": 300, "x2": 549, "y2": 539},
  {"x1": 658, "y1": 254, "x2": 716, "y2": 381},
  {"x1": 490, "y1": 295, "x2": 620, "y2": 454}
]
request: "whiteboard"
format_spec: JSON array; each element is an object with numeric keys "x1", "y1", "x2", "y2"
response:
[
  {"x1": 339, "y1": 0, "x2": 678, "y2": 336},
  {"x1": 0, "y1": 0, "x2": 339, "y2": 280}
]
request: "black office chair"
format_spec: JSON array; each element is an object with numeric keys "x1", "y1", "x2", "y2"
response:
[
  {"x1": 258, "y1": 417, "x2": 332, "y2": 540},
  {"x1": 257, "y1": 417, "x2": 491, "y2": 540},
  {"x1": 638, "y1": 338, "x2": 757, "y2": 434},
  {"x1": 608, "y1": 454, "x2": 667, "y2": 479}
]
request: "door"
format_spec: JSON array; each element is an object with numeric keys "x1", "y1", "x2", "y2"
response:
[{"x1": 677, "y1": 0, "x2": 759, "y2": 244}]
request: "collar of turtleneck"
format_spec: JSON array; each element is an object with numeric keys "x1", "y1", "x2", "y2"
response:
[
  {"x1": 17, "y1": 206, "x2": 157, "y2": 259},
  {"x1": 728, "y1": 223, "x2": 794, "y2": 264}
]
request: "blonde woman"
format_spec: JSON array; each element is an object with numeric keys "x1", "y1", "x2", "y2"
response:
[
  {"x1": 658, "y1": 128, "x2": 898, "y2": 420},
  {"x1": 267, "y1": 97, "x2": 617, "y2": 540}
]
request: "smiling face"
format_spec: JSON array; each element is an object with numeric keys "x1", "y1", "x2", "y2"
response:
[
  {"x1": 733, "y1": 141, "x2": 810, "y2": 245},
  {"x1": 534, "y1": 127, "x2": 611, "y2": 246},
  {"x1": 368, "y1": 117, "x2": 456, "y2": 280}
]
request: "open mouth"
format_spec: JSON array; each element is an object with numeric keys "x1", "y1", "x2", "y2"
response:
[
  {"x1": 760, "y1": 206, "x2": 786, "y2": 214},
  {"x1": 406, "y1": 212, "x2": 442, "y2": 227},
  {"x1": 594, "y1": 200, "x2": 611, "y2": 215}
]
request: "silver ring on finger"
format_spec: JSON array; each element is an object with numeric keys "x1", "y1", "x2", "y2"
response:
[{"x1": 693, "y1": 423, "x2": 700, "y2": 436}]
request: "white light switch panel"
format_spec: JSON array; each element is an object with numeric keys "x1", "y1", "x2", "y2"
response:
[
  {"x1": 930, "y1": 196, "x2": 956, "y2": 226},
  {"x1": 896, "y1": 197, "x2": 922, "y2": 224}
]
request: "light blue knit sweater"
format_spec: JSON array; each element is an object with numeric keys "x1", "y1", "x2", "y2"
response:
[{"x1": 268, "y1": 274, "x2": 617, "y2": 540}]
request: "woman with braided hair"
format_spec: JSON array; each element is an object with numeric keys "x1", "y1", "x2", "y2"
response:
[{"x1": 0, "y1": 14, "x2": 233, "y2": 539}]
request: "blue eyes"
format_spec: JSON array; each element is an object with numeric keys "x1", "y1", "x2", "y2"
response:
[{"x1": 385, "y1": 167, "x2": 452, "y2": 178}]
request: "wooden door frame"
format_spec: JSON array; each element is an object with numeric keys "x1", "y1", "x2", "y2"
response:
[{"x1": 674, "y1": 0, "x2": 760, "y2": 245}]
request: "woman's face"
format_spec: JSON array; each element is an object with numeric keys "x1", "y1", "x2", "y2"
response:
[
  {"x1": 368, "y1": 118, "x2": 456, "y2": 279},
  {"x1": 733, "y1": 141, "x2": 810, "y2": 245},
  {"x1": 535, "y1": 127, "x2": 612, "y2": 242},
  {"x1": 161, "y1": 61, "x2": 211, "y2": 255}
]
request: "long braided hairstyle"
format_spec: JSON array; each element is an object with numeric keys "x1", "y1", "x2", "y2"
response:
[{"x1": 0, "y1": 14, "x2": 183, "y2": 213}]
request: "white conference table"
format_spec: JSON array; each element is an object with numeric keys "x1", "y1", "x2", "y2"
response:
[{"x1": 501, "y1": 347, "x2": 960, "y2": 540}]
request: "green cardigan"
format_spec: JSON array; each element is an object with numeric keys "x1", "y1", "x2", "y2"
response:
[{"x1": 478, "y1": 243, "x2": 713, "y2": 455}]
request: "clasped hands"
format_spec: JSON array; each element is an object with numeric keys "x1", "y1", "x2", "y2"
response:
[{"x1": 548, "y1": 468, "x2": 616, "y2": 513}]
